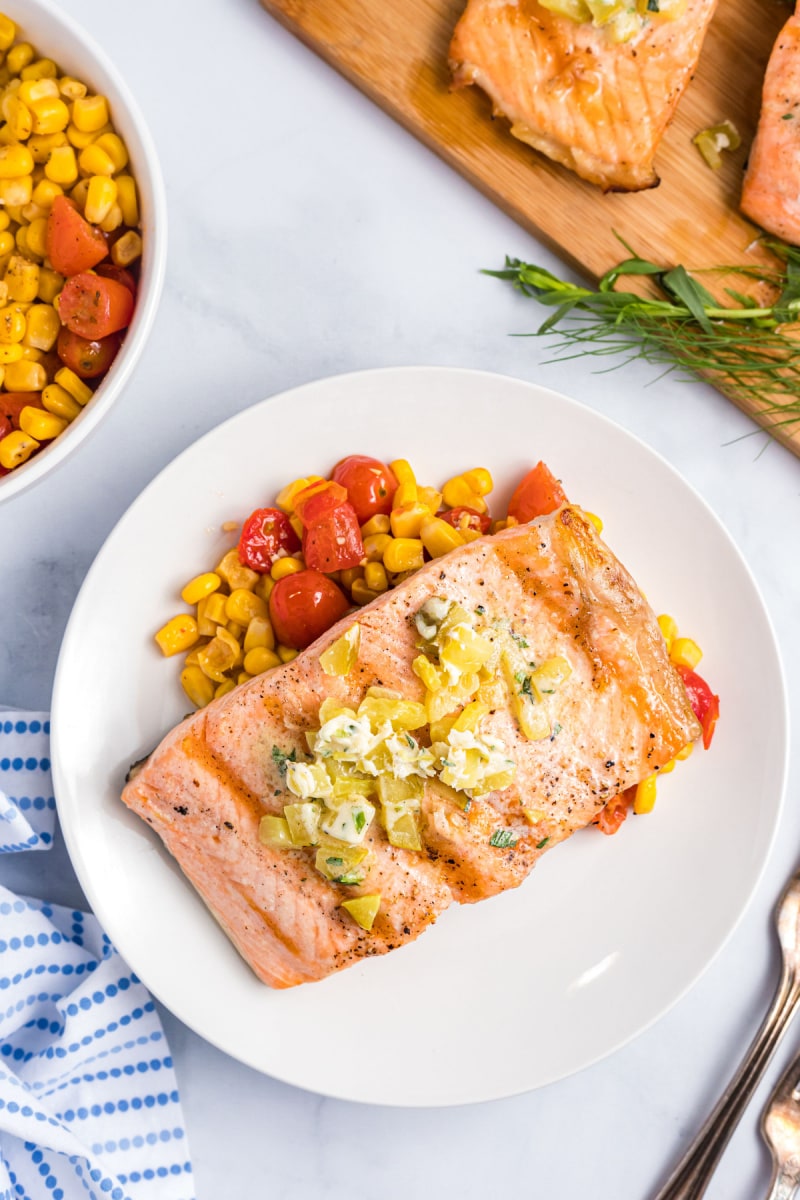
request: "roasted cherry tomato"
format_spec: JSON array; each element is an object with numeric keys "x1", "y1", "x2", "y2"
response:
[
  {"x1": 45, "y1": 195, "x2": 108, "y2": 276},
  {"x1": 507, "y1": 461, "x2": 567, "y2": 523},
  {"x1": 57, "y1": 327, "x2": 121, "y2": 379},
  {"x1": 595, "y1": 787, "x2": 634, "y2": 836},
  {"x1": 0, "y1": 392, "x2": 44, "y2": 429},
  {"x1": 269, "y1": 569, "x2": 350, "y2": 650},
  {"x1": 294, "y1": 480, "x2": 364, "y2": 572},
  {"x1": 677, "y1": 665, "x2": 720, "y2": 749},
  {"x1": 58, "y1": 272, "x2": 135, "y2": 340},
  {"x1": 330, "y1": 454, "x2": 397, "y2": 522},
  {"x1": 440, "y1": 505, "x2": 491, "y2": 535},
  {"x1": 238, "y1": 507, "x2": 301, "y2": 574},
  {"x1": 95, "y1": 263, "x2": 137, "y2": 295}
]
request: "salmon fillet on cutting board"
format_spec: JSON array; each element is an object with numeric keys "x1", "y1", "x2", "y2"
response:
[
  {"x1": 449, "y1": 0, "x2": 719, "y2": 191},
  {"x1": 122, "y1": 506, "x2": 700, "y2": 989},
  {"x1": 741, "y1": 2, "x2": 800, "y2": 244}
]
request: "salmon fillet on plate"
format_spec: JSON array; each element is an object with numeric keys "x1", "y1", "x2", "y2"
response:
[
  {"x1": 449, "y1": 0, "x2": 718, "y2": 190},
  {"x1": 122, "y1": 506, "x2": 700, "y2": 988}
]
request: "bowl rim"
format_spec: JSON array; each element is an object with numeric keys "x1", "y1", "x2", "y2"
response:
[{"x1": 0, "y1": 0, "x2": 168, "y2": 505}]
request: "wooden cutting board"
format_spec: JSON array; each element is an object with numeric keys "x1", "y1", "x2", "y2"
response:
[{"x1": 259, "y1": 0, "x2": 799, "y2": 455}]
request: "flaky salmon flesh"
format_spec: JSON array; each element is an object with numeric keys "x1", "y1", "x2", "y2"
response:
[
  {"x1": 449, "y1": 0, "x2": 718, "y2": 191},
  {"x1": 741, "y1": 2, "x2": 800, "y2": 245},
  {"x1": 122, "y1": 506, "x2": 700, "y2": 989}
]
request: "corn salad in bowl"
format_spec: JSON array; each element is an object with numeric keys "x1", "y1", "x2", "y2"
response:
[{"x1": 0, "y1": 0, "x2": 165, "y2": 502}]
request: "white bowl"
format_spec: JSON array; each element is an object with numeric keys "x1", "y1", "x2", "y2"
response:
[{"x1": 0, "y1": 0, "x2": 167, "y2": 504}]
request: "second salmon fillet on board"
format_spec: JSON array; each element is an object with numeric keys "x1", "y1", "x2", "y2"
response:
[
  {"x1": 741, "y1": 2, "x2": 800, "y2": 244},
  {"x1": 449, "y1": 0, "x2": 718, "y2": 190},
  {"x1": 122, "y1": 507, "x2": 700, "y2": 988}
]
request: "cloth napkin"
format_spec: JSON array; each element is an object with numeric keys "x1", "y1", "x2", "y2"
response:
[{"x1": 0, "y1": 712, "x2": 196, "y2": 1200}]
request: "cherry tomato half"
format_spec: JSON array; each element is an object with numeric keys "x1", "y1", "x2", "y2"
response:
[
  {"x1": 238, "y1": 507, "x2": 301, "y2": 574},
  {"x1": 269, "y1": 569, "x2": 350, "y2": 650},
  {"x1": 677, "y1": 665, "x2": 720, "y2": 750},
  {"x1": 95, "y1": 263, "x2": 137, "y2": 295},
  {"x1": 331, "y1": 455, "x2": 397, "y2": 523},
  {"x1": 507, "y1": 462, "x2": 567, "y2": 523},
  {"x1": 57, "y1": 327, "x2": 121, "y2": 379},
  {"x1": 294, "y1": 480, "x2": 364, "y2": 571},
  {"x1": 440, "y1": 505, "x2": 491, "y2": 535},
  {"x1": 46, "y1": 195, "x2": 108, "y2": 277},
  {"x1": 58, "y1": 272, "x2": 135, "y2": 340}
]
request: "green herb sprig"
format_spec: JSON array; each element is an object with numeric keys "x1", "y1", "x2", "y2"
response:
[{"x1": 484, "y1": 238, "x2": 800, "y2": 432}]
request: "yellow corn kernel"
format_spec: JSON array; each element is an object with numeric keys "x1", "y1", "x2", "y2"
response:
[
  {"x1": 227, "y1": 620, "x2": 245, "y2": 642},
  {"x1": 51, "y1": 367, "x2": 91, "y2": 407},
  {"x1": 0, "y1": 15, "x2": 16, "y2": 51},
  {"x1": 215, "y1": 548, "x2": 258, "y2": 591},
  {"x1": 658, "y1": 758, "x2": 676, "y2": 775},
  {"x1": 390, "y1": 502, "x2": 430, "y2": 539},
  {"x1": 24, "y1": 216, "x2": 47, "y2": 259},
  {"x1": 99, "y1": 202, "x2": 122, "y2": 234},
  {"x1": 417, "y1": 486, "x2": 443, "y2": 512},
  {"x1": 22, "y1": 302, "x2": 58, "y2": 350},
  {"x1": 29, "y1": 96, "x2": 70, "y2": 135},
  {"x1": 37, "y1": 267, "x2": 64, "y2": 303},
  {"x1": 670, "y1": 637, "x2": 702, "y2": 670},
  {"x1": 0, "y1": 342, "x2": 22, "y2": 364},
  {"x1": 114, "y1": 174, "x2": 138, "y2": 226},
  {"x1": 18, "y1": 78, "x2": 58, "y2": 107},
  {"x1": 31, "y1": 177, "x2": 62, "y2": 208},
  {"x1": 364, "y1": 562, "x2": 388, "y2": 592},
  {"x1": 21, "y1": 199, "x2": 47, "y2": 223},
  {"x1": 226, "y1": 587, "x2": 267, "y2": 625},
  {"x1": 78, "y1": 141, "x2": 115, "y2": 178},
  {"x1": 154, "y1": 614, "x2": 199, "y2": 657},
  {"x1": 194, "y1": 598, "x2": 215, "y2": 637},
  {"x1": 20, "y1": 58, "x2": 57, "y2": 83},
  {"x1": 93, "y1": 131, "x2": 128, "y2": 172},
  {"x1": 58, "y1": 77, "x2": 87, "y2": 102},
  {"x1": 6, "y1": 43, "x2": 34, "y2": 77},
  {"x1": 0, "y1": 302, "x2": 24, "y2": 343},
  {"x1": 253, "y1": 574, "x2": 274, "y2": 604},
  {"x1": 14, "y1": 225, "x2": 31, "y2": 259},
  {"x1": 180, "y1": 664, "x2": 215, "y2": 709},
  {"x1": 675, "y1": 741, "x2": 694, "y2": 762},
  {"x1": 110, "y1": 229, "x2": 143, "y2": 267},
  {"x1": 28, "y1": 130, "x2": 67, "y2": 164},
  {"x1": 181, "y1": 572, "x2": 221, "y2": 606},
  {"x1": 0, "y1": 428, "x2": 37, "y2": 468},
  {"x1": 420, "y1": 514, "x2": 465, "y2": 559},
  {"x1": 202, "y1": 591, "x2": 228, "y2": 626},
  {"x1": 462, "y1": 467, "x2": 493, "y2": 496},
  {"x1": 69, "y1": 176, "x2": 89, "y2": 209},
  {"x1": 383, "y1": 537, "x2": 425, "y2": 574},
  {"x1": 43, "y1": 143, "x2": 77, "y2": 185},
  {"x1": 65, "y1": 121, "x2": 104, "y2": 150},
  {"x1": 442, "y1": 475, "x2": 487, "y2": 513},
  {"x1": 215, "y1": 679, "x2": 236, "y2": 699},
  {"x1": 390, "y1": 458, "x2": 415, "y2": 487},
  {"x1": 351, "y1": 579, "x2": 379, "y2": 606},
  {"x1": 3, "y1": 359, "x2": 46, "y2": 390},
  {"x1": 243, "y1": 615, "x2": 275, "y2": 653},
  {"x1": 633, "y1": 775, "x2": 657, "y2": 815},
  {"x1": 289, "y1": 514, "x2": 303, "y2": 540},
  {"x1": 363, "y1": 532, "x2": 392, "y2": 562},
  {"x1": 393, "y1": 478, "x2": 417, "y2": 508},
  {"x1": 270, "y1": 556, "x2": 304, "y2": 582},
  {"x1": 19, "y1": 346, "x2": 43, "y2": 363},
  {"x1": 340, "y1": 566, "x2": 364, "y2": 591},
  {"x1": 360, "y1": 513, "x2": 391, "y2": 537},
  {"x1": 71, "y1": 95, "x2": 110, "y2": 133},
  {"x1": 657, "y1": 613, "x2": 678, "y2": 652},
  {"x1": 18, "y1": 405, "x2": 66, "y2": 440},
  {"x1": 5, "y1": 255, "x2": 38, "y2": 302},
  {"x1": 41, "y1": 382, "x2": 81, "y2": 420},
  {"x1": 275, "y1": 476, "x2": 320, "y2": 513},
  {"x1": 0, "y1": 175, "x2": 31, "y2": 206},
  {"x1": 0, "y1": 211, "x2": 9, "y2": 232},
  {"x1": 2, "y1": 95, "x2": 31, "y2": 141},
  {"x1": 0, "y1": 231, "x2": 13, "y2": 258},
  {"x1": 277, "y1": 644, "x2": 298, "y2": 663},
  {"x1": 243, "y1": 646, "x2": 281, "y2": 676},
  {"x1": 0, "y1": 143, "x2": 33, "y2": 179},
  {"x1": 236, "y1": 672, "x2": 252, "y2": 685},
  {"x1": 83, "y1": 174, "x2": 116, "y2": 224}
]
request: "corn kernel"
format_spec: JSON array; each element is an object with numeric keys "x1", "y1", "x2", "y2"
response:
[
  {"x1": 420, "y1": 514, "x2": 465, "y2": 558},
  {"x1": 24, "y1": 216, "x2": 48, "y2": 259},
  {"x1": 270, "y1": 556, "x2": 304, "y2": 582},
  {"x1": 18, "y1": 405, "x2": 66, "y2": 440},
  {"x1": 20, "y1": 58, "x2": 57, "y2": 83},
  {"x1": 58, "y1": 77, "x2": 87, "y2": 102},
  {"x1": 243, "y1": 615, "x2": 275, "y2": 653},
  {"x1": 215, "y1": 548, "x2": 257, "y2": 591},
  {"x1": 390, "y1": 502, "x2": 430, "y2": 539},
  {"x1": 93, "y1": 131, "x2": 128, "y2": 172},
  {"x1": 181, "y1": 572, "x2": 221, "y2": 606},
  {"x1": 0, "y1": 427, "x2": 37, "y2": 468},
  {"x1": 215, "y1": 679, "x2": 236, "y2": 699},
  {"x1": 69, "y1": 176, "x2": 89, "y2": 209},
  {"x1": 0, "y1": 16, "x2": 16, "y2": 51},
  {"x1": 363, "y1": 532, "x2": 392, "y2": 562},
  {"x1": 360, "y1": 513, "x2": 391, "y2": 537},
  {"x1": 42, "y1": 383, "x2": 80, "y2": 421},
  {"x1": 28, "y1": 130, "x2": 67, "y2": 164},
  {"x1": 383, "y1": 537, "x2": 425, "y2": 574},
  {"x1": 83, "y1": 174, "x2": 116, "y2": 224},
  {"x1": 364, "y1": 562, "x2": 388, "y2": 592},
  {"x1": 22, "y1": 301, "x2": 58, "y2": 349},
  {"x1": 417, "y1": 486, "x2": 443, "y2": 512},
  {"x1": 658, "y1": 758, "x2": 676, "y2": 775},
  {"x1": 115, "y1": 174, "x2": 138, "y2": 226},
  {"x1": 5, "y1": 255, "x2": 38, "y2": 302},
  {"x1": 289, "y1": 514, "x2": 303, "y2": 541},
  {"x1": 111, "y1": 229, "x2": 142, "y2": 267},
  {"x1": 393, "y1": 479, "x2": 417, "y2": 508},
  {"x1": 180, "y1": 664, "x2": 215, "y2": 708},
  {"x1": 6, "y1": 43, "x2": 34, "y2": 77},
  {"x1": 0, "y1": 342, "x2": 22, "y2": 363},
  {"x1": 30, "y1": 177, "x2": 62, "y2": 209},
  {"x1": 71, "y1": 94, "x2": 110, "y2": 133},
  {"x1": 18, "y1": 78, "x2": 58, "y2": 107},
  {"x1": 670, "y1": 637, "x2": 702, "y2": 670},
  {"x1": 584, "y1": 511, "x2": 604, "y2": 533},
  {"x1": 253, "y1": 574, "x2": 274, "y2": 603},
  {"x1": 66, "y1": 122, "x2": 102, "y2": 150},
  {"x1": 226, "y1": 587, "x2": 267, "y2": 625},
  {"x1": 237, "y1": 672, "x2": 252, "y2": 685},
  {"x1": 390, "y1": 458, "x2": 415, "y2": 487},
  {"x1": 277, "y1": 644, "x2": 298, "y2": 663},
  {"x1": 99, "y1": 202, "x2": 122, "y2": 233},
  {"x1": 0, "y1": 175, "x2": 31, "y2": 206},
  {"x1": 0, "y1": 143, "x2": 32, "y2": 178},
  {"x1": 340, "y1": 566, "x2": 364, "y2": 590},
  {"x1": 243, "y1": 646, "x2": 281, "y2": 675},
  {"x1": 351, "y1": 579, "x2": 379, "y2": 606},
  {"x1": 78, "y1": 141, "x2": 114, "y2": 178},
  {"x1": 4, "y1": 359, "x2": 45, "y2": 390},
  {"x1": 657, "y1": 614, "x2": 678, "y2": 651},
  {"x1": 155, "y1": 614, "x2": 199, "y2": 657},
  {"x1": 0, "y1": 231, "x2": 12, "y2": 258},
  {"x1": 0, "y1": 212, "x2": 9, "y2": 232},
  {"x1": 675, "y1": 741, "x2": 694, "y2": 761},
  {"x1": 203, "y1": 592, "x2": 228, "y2": 626},
  {"x1": 19, "y1": 346, "x2": 43, "y2": 363},
  {"x1": 2, "y1": 94, "x2": 31, "y2": 140},
  {"x1": 54, "y1": 366, "x2": 92, "y2": 405},
  {"x1": 633, "y1": 775, "x2": 657, "y2": 815},
  {"x1": 462, "y1": 467, "x2": 493, "y2": 496},
  {"x1": 29, "y1": 96, "x2": 70, "y2": 135},
  {"x1": 442, "y1": 475, "x2": 487, "y2": 513},
  {"x1": 0, "y1": 301, "x2": 23, "y2": 345},
  {"x1": 43, "y1": 143, "x2": 77, "y2": 184},
  {"x1": 37, "y1": 267, "x2": 64, "y2": 303}
]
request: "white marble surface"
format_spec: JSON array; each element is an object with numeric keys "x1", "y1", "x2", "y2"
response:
[{"x1": 0, "y1": 0, "x2": 798, "y2": 1195}]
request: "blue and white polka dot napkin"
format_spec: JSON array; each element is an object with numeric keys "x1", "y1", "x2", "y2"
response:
[{"x1": 0, "y1": 713, "x2": 196, "y2": 1200}]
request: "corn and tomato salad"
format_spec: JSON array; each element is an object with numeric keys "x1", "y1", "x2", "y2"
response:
[
  {"x1": 0, "y1": 13, "x2": 142, "y2": 478},
  {"x1": 155, "y1": 454, "x2": 720, "y2": 833}
]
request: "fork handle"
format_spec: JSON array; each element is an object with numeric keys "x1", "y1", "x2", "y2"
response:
[
  {"x1": 652, "y1": 969, "x2": 800, "y2": 1200},
  {"x1": 765, "y1": 1159, "x2": 800, "y2": 1200}
]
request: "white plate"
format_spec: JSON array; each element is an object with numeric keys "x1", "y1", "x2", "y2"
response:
[{"x1": 52, "y1": 366, "x2": 788, "y2": 1107}]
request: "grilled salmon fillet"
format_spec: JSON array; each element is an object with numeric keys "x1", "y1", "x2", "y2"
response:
[
  {"x1": 741, "y1": 2, "x2": 800, "y2": 244},
  {"x1": 122, "y1": 506, "x2": 700, "y2": 988},
  {"x1": 449, "y1": 0, "x2": 718, "y2": 190}
]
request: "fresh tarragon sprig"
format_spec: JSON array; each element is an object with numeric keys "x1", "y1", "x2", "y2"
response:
[{"x1": 483, "y1": 238, "x2": 800, "y2": 431}]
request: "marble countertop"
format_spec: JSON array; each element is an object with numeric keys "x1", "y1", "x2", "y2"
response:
[{"x1": 1, "y1": 0, "x2": 798, "y2": 1195}]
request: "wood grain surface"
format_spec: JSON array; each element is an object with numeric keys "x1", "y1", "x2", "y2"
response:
[{"x1": 260, "y1": 0, "x2": 799, "y2": 454}]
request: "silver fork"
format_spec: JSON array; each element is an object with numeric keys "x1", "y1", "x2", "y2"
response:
[{"x1": 762, "y1": 1052, "x2": 800, "y2": 1200}]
